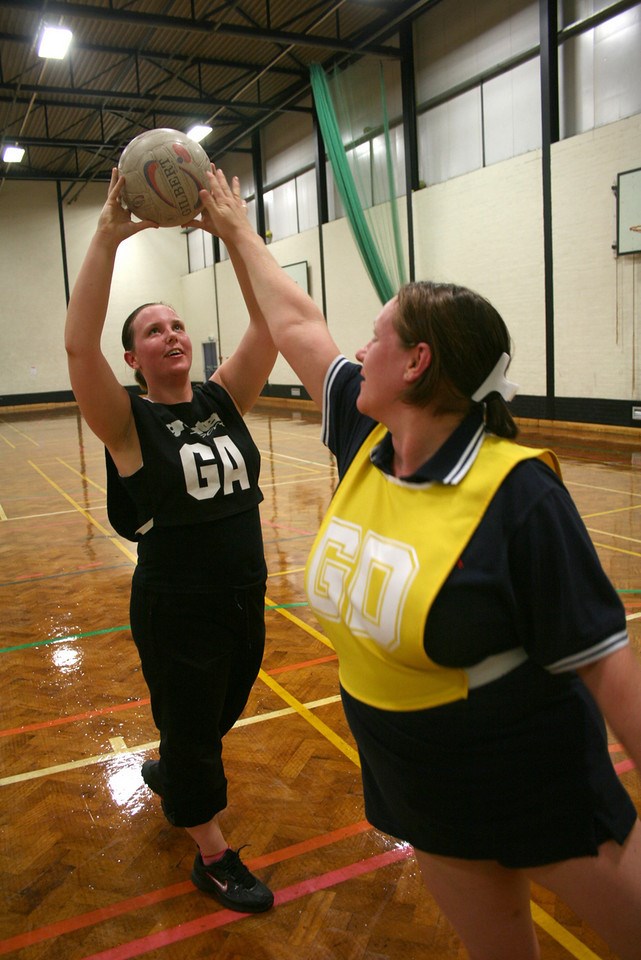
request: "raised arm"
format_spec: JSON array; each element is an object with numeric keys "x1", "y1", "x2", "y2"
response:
[
  {"x1": 197, "y1": 168, "x2": 341, "y2": 408},
  {"x1": 191, "y1": 174, "x2": 277, "y2": 414},
  {"x1": 64, "y1": 170, "x2": 156, "y2": 465}
]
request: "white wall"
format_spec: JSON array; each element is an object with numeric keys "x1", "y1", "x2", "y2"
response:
[
  {"x1": 0, "y1": 181, "x2": 68, "y2": 396},
  {"x1": 414, "y1": 150, "x2": 547, "y2": 396},
  {"x1": 1, "y1": 112, "x2": 640, "y2": 406},
  {"x1": 552, "y1": 114, "x2": 641, "y2": 399},
  {"x1": 0, "y1": 179, "x2": 188, "y2": 398}
]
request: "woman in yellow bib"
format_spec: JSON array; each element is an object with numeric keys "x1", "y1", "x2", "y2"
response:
[{"x1": 197, "y1": 169, "x2": 641, "y2": 959}]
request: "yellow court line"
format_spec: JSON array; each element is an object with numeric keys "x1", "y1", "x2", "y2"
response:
[
  {"x1": 592, "y1": 540, "x2": 641, "y2": 560},
  {"x1": 583, "y1": 503, "x2": 641, "y2": 520},
  {"x1": 57, "y1": 457, "x2": 107, "y2": 492},
  {"x1": 258, "y1": 668, "x2": 359, "y2": 767},
  {"x1": 585, "y1": 526, "x2": 641, "y2": 547},
  {"x1": 267, "y1": 566, "x2": 306, "y2": 578},
  {"x1": 567, "y1": 479, "x2": 641, "y2": 501},
  {"x1": 0, "y1": 420, "x2": 39, "y2": 445},
  {"x1": 265, "y1": 595, "x2": 333, "y2": 649},
  {"x1": 260, "y1": 452, "x2": 333, "y2": 473},
  {"x1": 530, "y1": 903, "x2": 604, "y2": 959},
  {"x1": 0, "y1": 431, "x2": 16, "y2": 449},
  {"x1": 2, "y1": 507, "x2": 101, "y2": 523},
  {"x1": 28, "y1": 461, "x2": 137, "y2": 564},
  {"x1": 261, "y1": 475, "x2": 337, "y2": 490},
  {"x1": 0, "y1": 503, "x2": 7, "y2": 521},
  {"x1": 0, "y1": 696, "x2": 342, "y2": 786},
  {"x1": 264, "y1": 451, "x2": 332, "y2": 468}
]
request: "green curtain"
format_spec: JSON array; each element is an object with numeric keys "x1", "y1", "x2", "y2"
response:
[{"x1": 310, "y1": 61, "x2": 407, "y2": 305}]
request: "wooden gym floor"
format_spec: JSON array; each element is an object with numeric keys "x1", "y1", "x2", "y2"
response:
[{"x1": 1, "y1": 401, "x2": 640, "y2": 960}]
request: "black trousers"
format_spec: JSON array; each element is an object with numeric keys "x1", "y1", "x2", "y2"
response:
[{"x1": 129, "y1": 577, "x2": 266, "y2": 828}]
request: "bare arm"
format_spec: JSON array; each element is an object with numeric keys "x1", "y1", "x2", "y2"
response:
[
  {"x1": 64, "y1": 170, "x2": 156, "y2": 467},
  {"x1": 190, "y1": 174, "x2": 277, "y2": 414},
  {"x1": 197, "y1": 168, "x2": 341, "y2": 408},
  {"x1": 579, "y1": 644, "x2": 641, "y2": 776}
]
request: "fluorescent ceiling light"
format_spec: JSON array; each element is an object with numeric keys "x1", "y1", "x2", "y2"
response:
[
  {"x1": 38, "y1": 26, "x2": 73, "y2": 59},
  {"x1": 3, "y1": 146, "x2": 25, "y2": 163},
  {"x1": 187, "y1": 124, "x2": 213, "y2": 143}
]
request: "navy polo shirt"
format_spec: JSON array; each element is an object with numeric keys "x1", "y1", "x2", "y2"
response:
[{"x1": 320, "y1": 356, "x2": 627, "y2": 673}]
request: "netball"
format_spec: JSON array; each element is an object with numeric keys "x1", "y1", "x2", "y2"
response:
[{"x1": 118, "y1": 128, "x2": 211, "y2": 227}]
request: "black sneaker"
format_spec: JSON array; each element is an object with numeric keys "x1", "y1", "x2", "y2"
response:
[
  {"x1": 191, "y1": 848, "x2": 274, "y2": 913},
  {"x1": 141, "y1": 759, "x2": 163, "y2": 796}
]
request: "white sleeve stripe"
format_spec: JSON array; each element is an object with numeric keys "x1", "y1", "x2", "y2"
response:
[
  {"x1": 546, "y1": 630, "x2": 629, "y2": 673},
  {"x1": 321, "y1": 355, "x2": 349, "y2": 447}
]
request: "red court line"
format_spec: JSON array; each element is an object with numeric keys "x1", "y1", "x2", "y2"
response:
[
  {"x1": 268, "y1": 654, "x2": 338, "y2": 675},
  {"x1": 0, "y1": 699, "x2": 151, "y2": 738},
  {"x1": 0, "y1": 655, "x2": 337, "y2": 738},
  {"x1": 614, "y1": 758, "x2": 636, "y2": 774},
  {"x1": 77, "y1": 846, "x2": 412, "y2": 960},
  {"x1": 0, "y1": 821, "x2": 371, "y2": 956}
]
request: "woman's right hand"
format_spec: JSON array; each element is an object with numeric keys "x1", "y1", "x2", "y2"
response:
[{"x1": 96, "y1": 167, "x2": 158, "y2": 244}]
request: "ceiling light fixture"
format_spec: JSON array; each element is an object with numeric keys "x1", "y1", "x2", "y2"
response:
[
  {"x1": 2, "y1": 145, "x2": 26, "y2": 163},
  {"x1": 38, "y1": 25, "x2": 73, "y2": 59},
  {"x1": 187, "y1": 124, "x2": 213, "y2": 143}
]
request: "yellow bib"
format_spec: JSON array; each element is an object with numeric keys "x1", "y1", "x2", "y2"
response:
[{"x1": 305, "y1": 425, "x2": 559, "y2": 710}]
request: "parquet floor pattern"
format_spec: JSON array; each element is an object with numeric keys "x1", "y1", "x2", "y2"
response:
[{"x1": 1, "y1": 402, "x2": 640, "y2": 960}]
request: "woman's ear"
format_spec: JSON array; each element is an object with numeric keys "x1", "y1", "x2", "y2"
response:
[
  {"x1": 405, "y1": 342, "x2": 432, "y2": 381},
  {"x1": 124, "y1": 350, "x2": 138, "y2": 371}
]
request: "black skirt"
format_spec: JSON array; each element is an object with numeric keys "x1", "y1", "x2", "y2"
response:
[{"x1": 341, "y1": 661, "x2": 637, "y2": 868}]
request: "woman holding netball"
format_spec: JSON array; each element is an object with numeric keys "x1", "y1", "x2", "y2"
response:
[{"x1": 65, "y1": 168, "x2": 275, "y2": 913}]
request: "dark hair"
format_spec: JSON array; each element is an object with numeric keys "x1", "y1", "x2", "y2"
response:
[
  {"x1": 121, "y1": 301, "x2": 166, "y2": 392},
  {"x1": 394, "y1": 281, "x2": 518, "y2": 439}
]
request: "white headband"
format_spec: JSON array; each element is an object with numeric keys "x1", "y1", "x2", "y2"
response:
[{"x1": 471, "y1": 352, "x2": 519, "y2": 403}]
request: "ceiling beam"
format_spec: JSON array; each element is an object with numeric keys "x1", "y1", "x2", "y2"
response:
[
  {"x1": 4, "y1": 0, "x2": 401, "y2": 59},
  {"x1": 0, "y1": 30, "x2": 307, "y2": 80},
  {"x1": 0, "y1": 80, "x2": 314, "y2": 114}
]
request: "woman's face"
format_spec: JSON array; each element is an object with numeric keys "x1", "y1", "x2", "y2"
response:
[
  {"x1": 355, "y1": 297, "x2": 413, "y2": 419},
  {"x1": 126, "y1": 304, "x2": 193, "y2": 384}
]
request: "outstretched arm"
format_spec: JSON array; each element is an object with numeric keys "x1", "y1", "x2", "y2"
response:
[
  {"x1": 191, "y1": 173, "x2": 277, "y2": 414},
  {"x1": 197, "y1": 168, "x2": 341, "y2": 408},
  {"x1": 64, "y1": 169, "x2": 157, "y2": 465}
]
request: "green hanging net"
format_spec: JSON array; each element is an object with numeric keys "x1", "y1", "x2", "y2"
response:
[{"x1": 310, "y1": 60, "x2": 407, "y2": 305}]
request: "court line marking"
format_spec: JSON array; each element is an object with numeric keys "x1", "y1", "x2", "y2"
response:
[
  {"x1": 530, "y1": 904, "x2": 604, "y2": 960},
  {"x1": 28, "y1": 461, "x2": 138, "y2": 563},
  {"x1": 265, "y1": 596, "x2": 333, "y2": 649},
  {"x1": 0, "y1": 506, "x2": 101, "y2": 522},
  {"x1": 0, "y1": 697, "x2": 151, "y2": 737},
  {"x1": 0, "y1": 419, "x2": 39, "y2": 445},
  {"x1": 567, "y1": 479, "x2": 641, "y2": 500},
  {"x1": 0, "y1": 652, "x2": 335, "y2": 739},
  {"x1": 74, "y1": 848, "x2": 414, "y2": 960},
  {"x1": 586, "y1": 526, "x2": 641, "y2": 547},
  {"x1": 0, "y1": 696, "x2": 343, "y2": 786},
  {"x1": 583, "y1": 503, "x2": 641, "y2": 520},
  {"x1": 592, "y1": 540, "x2": 641, "y2": 560},
  {"x1": 0, "y1": 819, "x2": 374, "y2": 956},
  {"x1": 0, "y1": 502, "x2": 7, "y2": 521},
  {"x1": 258, "y1": 669, "x2": 360, "y2": 766}
]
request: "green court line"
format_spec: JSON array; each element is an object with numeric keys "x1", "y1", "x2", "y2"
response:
[
  {"x1": 1, "y1": 602, "x2": 310, "y2": 655},
  {"x1": 0, "y1": 625, "x2": 131, "y2": 654}
]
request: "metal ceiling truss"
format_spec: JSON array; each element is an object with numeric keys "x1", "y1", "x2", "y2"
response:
[{"x1": 0, "y1": 0, "x2": 440, "y2": 184}]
